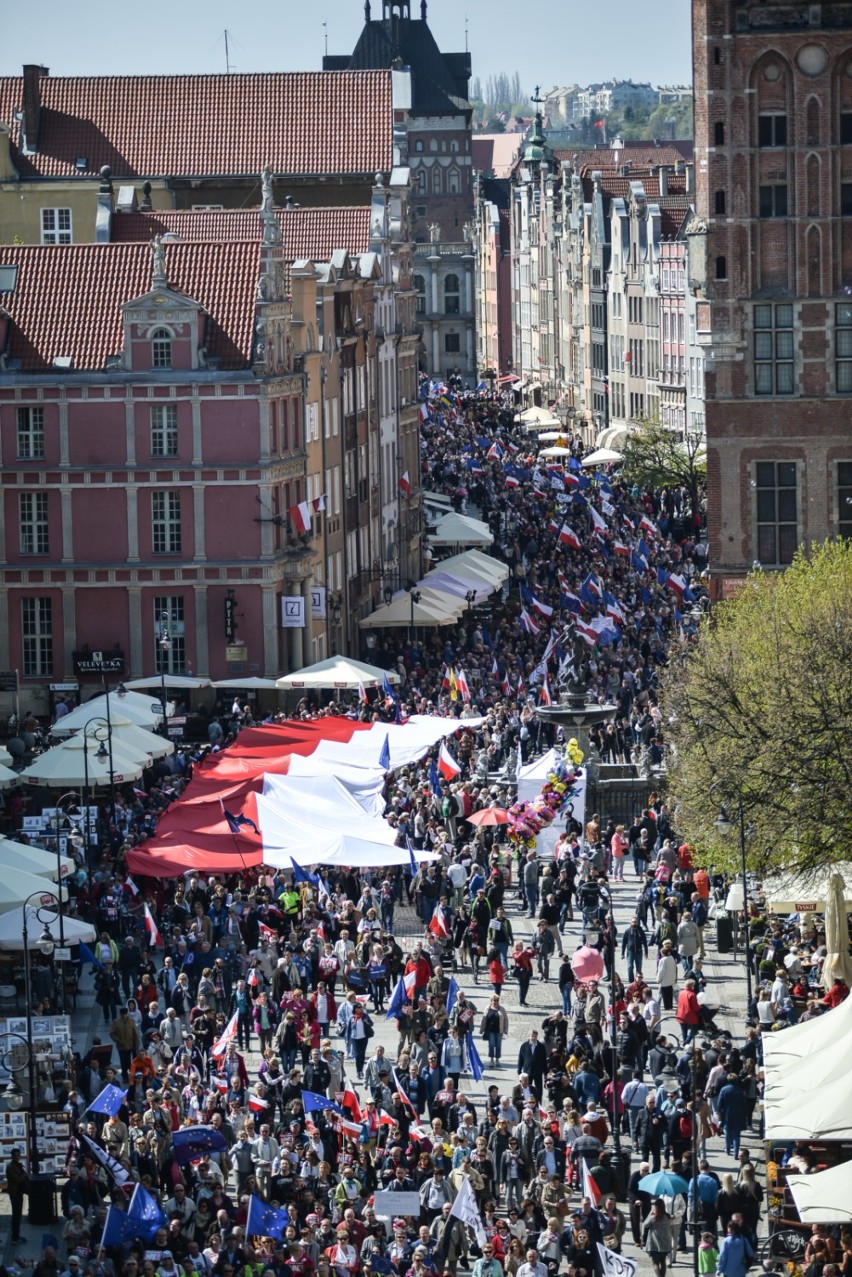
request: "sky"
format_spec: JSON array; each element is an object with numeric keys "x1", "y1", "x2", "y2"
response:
[{"x1": 2, "y1": 0, "x2": 692, "y2": 93}]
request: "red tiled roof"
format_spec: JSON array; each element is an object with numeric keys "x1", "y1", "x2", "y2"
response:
[
  {"x1": 0, "y1": 241, "x2": 260, "y2": 371},
  {"x1": 581, "y1": 173, "x2": 688, "y2": 200},
  {"x1": 0, "y1": 71, "x2": 392, "y2": 178},
  {"x1": 108, "y1": 206, "x2": 373, "y2": 258},
  {"x1": 556, "y1": 141, "x2": 693, "y2": 169}
]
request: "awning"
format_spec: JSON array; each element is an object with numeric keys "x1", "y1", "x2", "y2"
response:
[
  {"x1": 428, "y1": 549, "x2": 509, "y2": 586},
  {"x1": 582, "y1": 447, "x2": 624, "y2": 467},
  {"x1": 760, "y1": 862, "x2": 852, "y2": 913},
  {"x1": 51, "y1": 691, "x2": 170, "y2": 737},
  {"x1": 359, "y1": 591, "x2": 460, "y2": 628},
  {"x1": 788, "y1": 1162, "x2": 852, "y2": 1223},
  {"x1": 428, "y1": 512, "x2": 494, "y2": 547}
]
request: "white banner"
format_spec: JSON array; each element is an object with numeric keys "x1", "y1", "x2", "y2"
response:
[
  {"x1": 597, "y1": 1245, "x2": 637, "y2": 1277},
  {"x1": 281, "y1": 596, "x2": 306, "y2": 629},
  {"x1": 310, "y1": 586, "x2": 327, "y2": 619}
]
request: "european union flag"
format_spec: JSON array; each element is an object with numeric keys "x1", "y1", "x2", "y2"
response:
[
  {"x1": 172, "y1": 1125, "x2": 228, "y2": 1165},
  {"x1": 88, "y1": 1083, "x2": 128, "y2": 1117},
  {"x1": 446, "y1": 976, "x2": 460, "y2": 1017},
  {"x1": 222, "y1": 806, "x2": 260, "y2": 835},
  {"x1": 77, "y1": 942, "x2": 104, "y2": 972},
  {"x1": 382, "y1": 671, "x2": 396, "y2": 700},
  {"x1": 379, "y1": 733, "x2": 391, "y2": 770},
  {"x1": 406, "y1": 836, "x2": 418, "y2": 878},
  {"x1": 640, "y1": 585, "x2": 652, "y2": 605},
  {"x1": 465, "y1": 1031, "x2": 484, "y2": 1082},
  {"x1": 102, "y1": 1190, "x2": 165, "y2": 1247},
  {"x1": 302, "y1": 1089, "x2": 344, "y2": 1116},
  {"x1": 429, "y1": 759, "x2": 442, "y2": 795},
  {"x1": 290, "y1": 857, "x2": 320, "y2": 888},
  {"x1": 246, "y1": 1194, "x2": 290, "y2": 1239}
]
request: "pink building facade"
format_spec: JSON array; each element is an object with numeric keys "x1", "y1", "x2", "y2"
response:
[
  {"x1": 658, "y1": 238, "x2": 687, "y2": 434},
  {"x1": 0, "y1": 234, "x2": 313, "y2": 712}
]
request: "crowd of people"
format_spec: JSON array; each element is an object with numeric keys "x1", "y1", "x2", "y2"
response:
[{"x1": 6, "y1": 385, "x2": 846, "y2": 1277}]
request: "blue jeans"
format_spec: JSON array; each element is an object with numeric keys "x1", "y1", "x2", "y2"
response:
[
  {"x1": 626, "y1": 955, "x2": 643, "y2": 983},
  {"x1": 559, "y1": 901, "x2": 573, "y2": 931},
  {"x1": 526, "y1": 887, "x2": 539, "y2": 917},
  {"x1": 561, "y1": 985, "x2": 572, "y2": 1014},
  {"x1": 724, "y1": 1126, "x2": 743, "y2": 1158},
  {"x1": 486, "y1": 1031, "x2": 502, "y2": 1060},
  {"x1": 495, "y1": 942, "x2": 509, "y2": 968}
]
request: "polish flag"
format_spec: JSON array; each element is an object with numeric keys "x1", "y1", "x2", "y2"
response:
[
  {"x1": 491, "y1": 657, "x2": 499, "y2": 678},
  {"x1": 336, "y1": 1114, "x2": 363, "y2": 1138},
  {"x1": 589, "y1": 506, "x2": 607, "y2": 533},
  {"x1": 518, "y1": 608, "x2": 540, "y2": 636},
  {"x1": 211, "y1": 1075, "x2": 229, "y2": 1093},
  {"x1": 540, "y1": 678, "x2": 552, "y2": 707},
  {"x1": 399, "y1": 472, "x2": 412, "y2": 497},
  {"x1": 582, "y1": 1159, "x2": 602, "y2": 1207},
  {"x1": 289, "y1": 502, "x2": 311, "y2": 535},
  {"x1": 248, "y1": 1093, "x2": 268, "y2": 1113},
  {"x1": 259, "y1": 921, "x2": 277, "y2": 940},
  {"x1": 437, "y1": 743, "x2": 461, "y2": 781},
  {"x1": 531, "y1": 596, "x2": 554, "y2": 620},
  {"x1": 341, "y1": 1078, "x2": 362, "y2": 1122},
  {"x1": 559, "y1": 524, "x2": 581, "y2": 549},
  {"x1": 456, "y1": 670, "x2": 471, "y2": 703},
  {"x1": 575, "y1": 620, "x2": 599, "y2": 646},
  {"x1": 316, "y1": 920, "x2": 326, "y2": 941},
  {"x1": 428, "y1": 905, "x2": 450, "y2": 940},
  {"x1": 124, "y1": 876, "x2": 139, "y2": 897},
  {"x1": 606, "y1": 598, "x2": 626, "y2": 623},
  {"x1": 379, "y1": 1110, "x2": 398, "y2": 1127},
  {"x1": 312, "y1": 493, "x2": 327, "y2": 513},
  {"x1": 144, "y1": 903, "x2": 162, "y2": 948},
  {"x1": 392, "y1": 1068, "x2": 420, "y2": 1122},
  {"x1": 358, "y1": 681, "x2": 369, "y2": 705},
  {"x1": 639, "y1": 515, "x2": 658, "y2": 537},
  {"x1": 505, "y1": 475, "x2": 520, "y2": 489},
  {"x1": 613, "y1": 539, "x2": 630, "y2": 557},
  {"x1": 211, "y1": 1009, "x2": 239, "y2": 1058},
  {"x1": 501, "y1": 672, "x2": 511, "y2": 695}
]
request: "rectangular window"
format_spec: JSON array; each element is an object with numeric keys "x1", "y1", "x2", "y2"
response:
[
  {"x1": 842, "y1": 183, "x2": 852, "y2": 217},
  {"x1": 19, "y1": 492, "x2": 49, "y2": 555},
  {"x1": 839, "y1": 462, "x2": 852, "y2": 538},
  {"x1": 154, "y1": 596, "x2": 186, "y2": 675},
  {"x1": 17, "y1": 406, "x2": 45, "y2": 459},
  {"x1": 837, "y1": 303, "x2": 852, "y2": 392},
  {"x1": 758, "y1": 114, "x2": 788, "y2": 147},
  {"x1": 714, "y1": 190, "x2": 726, "y2": 215},
  {"x1": 755, "y1": 461, "x2": 798, "y2": 566},
  {"x1": 714, "y1": 121, "x2": 725, "y2": 146},
  {"x1": 150, "y1": 404, "x2": 178, "y2": 456},
  {"x1": 754, "y1": 303, "x2": 794, "y2": 395},
  {"x1": 152, "y1": 334, "x2": 172, "y2": 369},
  {"x1": 40, "y1": 208, "x2": 72, "y2": 245},
  {"x1": 759, "y1": 184, "x2": 788, "y2": 218},
  {"x1": 21, "y1": 597, "x2": 53, "y2": 676},
  {"x1": 444, "y1": 333, "x2": 461, "y2": 353},
  {"x1": 152, "y1": 490, "x2": 182, "y2": 554},
  {"x1": 842, "y1": 113, "x2": 852, "y2": 144}
]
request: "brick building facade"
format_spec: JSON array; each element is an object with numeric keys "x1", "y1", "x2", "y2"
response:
[{"x1": 694, "y1": 0, "x2": 852, "y2": 591}]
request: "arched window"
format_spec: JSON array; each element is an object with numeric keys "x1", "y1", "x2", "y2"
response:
[
  {"x1": 448, "y1": 168, "x2": 461, "y2": 195},
  {"x1": 414, "y1": 274, "x2": 427, "y2": 315},
  {"x1": 416, "y1": 169, "x2": 426, "y2": 194},
  {"x1": 450, "y1": 140, "x2": 459, "y2": 153},
  {"x1": 431, "y1": 165, "x2": 442, "y2": 193},
  {"x1": 429, "y1": 138, "x2": 438, "y2": 153},
  {"x1": 151, "y1": 328, "x2": 172, "y2": 369},
  {"x1": 444, "y1": 273, "x2": 460, "y2": 314},
  {"x1": 414, "y1": 139, "x2": 424, "y2": 153}
]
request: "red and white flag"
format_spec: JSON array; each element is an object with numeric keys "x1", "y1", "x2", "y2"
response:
[
  {"x1": 575, "y1": 620, "x2": 599, "y2": 646},
  {"x1": 248, "y1": 1093, "x2": 268, "y2": 1113},
  {"x1": 639, "y1": 515, "x2": 658, "y2": 538},
  {"x1": 428, "y1": 904, "x2": 450, "y2": 939},
  {"x1": 455, "y1": 670, "x2": 471, "y2": 703},
  {"x1": 336, "y1": 1114, "x2": 362, "y2": 1138},
  {"x1": 559, "y1": 524, "x2": 581, "y2": 549},
  {"x1": 211, "y1": 1010, "x2": 239, "y2": 1058},
  {"x1": 613, "y1": 539, "x2": 630, "y2": 557},
  {"x1": 124, "y1": 876, "x2": 139, "y2": 897},
  {"x1": 289, "y1": 502, "x2": 312, "y2": 535},
  {"x1": 144, "y1": 903, "x2": 162, "y2": 948},
  {"x1": 392, "y1": 1068, "x2": 419, "y2": 1122},
  {"x1": 437, "y1": 742, "x2": 461, "y2": 781},
  {"x1": 399, "y1": 472, "x2": 411, "y2": 497},
  {"x1": 211, "y1": 1075, "x2": 229, "y2": 1093},
  {"x1": 589, "y1": 506, "x2": 607, "y2": 534},
  {"x1": 504, "y1": 475, "x2": 520, "y2": 489},
  {"x1": 582, "y1": 1159, "x2": 602, "y2": 1207},
  {"x1": 540, "y1": 677, "x2": 552, "y2": 707},
  {"x1": 341, "y1": 1078, "x2": 362, "y2": 1122},
  {"x1": 312, "y1": 493, "x2": 327, "y2": 514},
  {"x1": 358, "y1": 681, "x2": 369, "y2": 705}
]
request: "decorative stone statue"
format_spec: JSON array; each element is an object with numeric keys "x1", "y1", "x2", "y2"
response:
[
  {"x1": 429, "y1": 221, "x2": 441, "y2": 244},
  {"x1": 261, "y1": 164, "x2": 274, "y2": 217},
  {"x1": 151, "y1": 235, "x2": 166, "y2": 285}
]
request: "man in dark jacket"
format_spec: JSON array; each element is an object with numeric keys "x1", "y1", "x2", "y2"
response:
[
  {"x1": 517, "y1": 1031, "x2": 547, "y2": 1095},
  {"x1": 634, "y1": 1097, "x2": 667, "y2": 1173},
  {"x1": 621, "y1": 917, "x2": 649, "y2": 982}
]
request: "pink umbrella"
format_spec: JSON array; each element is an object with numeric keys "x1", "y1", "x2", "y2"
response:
[{"x1": 571, "y1": 945, "x2": 604, "y2": 983}]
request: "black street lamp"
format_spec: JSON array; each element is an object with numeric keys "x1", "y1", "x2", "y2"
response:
[
  {"x1": 714, "y1": 799, "x2": 754, "y2": 1012},
  {"x1": 158, "y1": 612, "x2": 171, "y2": 740},
  {"x1": 407, "y1": 583, "x2": 422, "y2": 643},
  {"x1": 80, "y1": 718, "x2": 110, "y2": 874},
  {"x1": 18, "y1": 892, "x2": 58, "y2": 1175}
]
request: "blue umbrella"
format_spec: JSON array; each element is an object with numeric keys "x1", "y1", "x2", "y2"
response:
[{"x1": 638, "y1": 1170, "x2": 690, "y2": 1197}]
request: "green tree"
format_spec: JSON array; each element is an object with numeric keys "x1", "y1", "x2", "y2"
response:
[
  {"x1": 620, "y1": 417, "x2": 706, "y2": 517},
  {"x1": 660, "y1": 542, "x2": 852, "y2": 881}
]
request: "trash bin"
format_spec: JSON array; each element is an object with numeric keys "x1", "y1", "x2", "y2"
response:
[
  {"x1": 716, "y1": 913, "x2": 733, "y2": 954},
  {"x1": 28, "y1": 1172, "x2": 56, "y2": 1225}
]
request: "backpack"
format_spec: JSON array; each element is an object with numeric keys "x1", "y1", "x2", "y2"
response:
[{"x1": 678, "y1": 1113, "x2": 693, "y2": 1140}]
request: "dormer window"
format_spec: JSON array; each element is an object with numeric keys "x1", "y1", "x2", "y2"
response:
[{"x1": 151, "y1": 328, "x2": 172, "y2": 369}]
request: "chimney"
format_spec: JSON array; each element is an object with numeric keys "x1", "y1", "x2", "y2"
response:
[
  {"x1": 21, "y1": 64, "x2": 48, "y2": 155},
  {"x1": 658, "y1": 165, "x2": 669, "y2": 197}
]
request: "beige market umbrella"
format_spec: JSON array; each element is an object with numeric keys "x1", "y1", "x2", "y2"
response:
[
  {"x1": 821, "y1": 872, "x2": 852, "y2": 990},
  {"x1": 19, "y1": 734, "x2": 146, "y2": 789},
  {"x1": 0, "y1": 867, "x2": 67, "y2": 915},
  {"x1": 0, "y1": 838, "x2": 76, "y2": 881},
  {"x1": 51, "y1": 691, "x2": 171, "y2": 737}
]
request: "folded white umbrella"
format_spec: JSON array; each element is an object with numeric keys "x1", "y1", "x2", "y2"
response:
[
  {"x1": 123, "y1": 674, "x2": 211, "y2": 690},
  {"x1": 108, "y1": 719, "x2": 175, "y2": 761},
  {"x1": 0, "y1": 763, "x2": 19, "y2": 790},
  {"x1": 0, "y1": 867, "x2": 67, "y2": 915},
  {"x1": 0, "y1": 904, "x2": 94, "y2": 950},
  {"x1": 19, "y1": 734, "x2": 146, "y2": 789}
]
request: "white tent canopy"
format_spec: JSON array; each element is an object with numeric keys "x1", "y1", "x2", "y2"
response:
[
  {"x1": 429, "y1": 550, "x2": 509, "y2": 586},
  {"x1": 0, "y1": 746, "x2": 12, "y2": 766},
  {"x1": 51, "y1": 691, "x2": 170, "y2": 737},
  {"x1": 427, "y1": 512, "x2": 494, "y2": 547},
  {"x1": 0, "y1": 838, "x2": 76, "y2": 881},
  {"x1": 538, "y1": 446, "x2": 573, "y2": 459},
  {"x1": 19, "y1": 734, "x2": 147, "y2": 789},
  {"x1": 211, "y1": 677, "x2": 280, "y2": 689},
  {"x1": 515, "y1": 406, "x2": 561, "y2": 429},
  {"x1": 763, "y1": 988, "x2": 852, "y2": 1070},
  {"x1": 0, "y1": 905, "x2": 94, "y2": 950},
  {"x1": 788, "y1": 1162, "x2": 852, "y2": 1224},
  {"x1": 582, "y1": 447, "x2": 623, "y2": 467},
  {"x1": 276, "y1": 656, "x2": 400, "y2": 691},
  {"x1": 0, "y1": 764, "x2": 19, "y2": 790},
  {"x1": 124, "y1": 674, "x2": 212, "y2": 690},
  {"x1": 359, "y1": 592, "x2": 459, "y2": 629},
  {"x1": 418, "y1": 570, "x2": 496, "y2": 603},
  {"x1": 87, "y1": 714, "x2": 174, "y2": 761},
  {"x1": 761, "y1": 862, "x2": 852, "y2": 912},
  {"x1": 764, "y1": 1040, "x2": 852, "y2": 1141}
]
